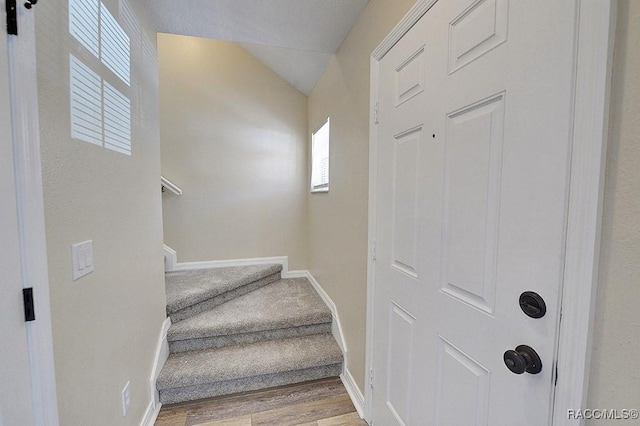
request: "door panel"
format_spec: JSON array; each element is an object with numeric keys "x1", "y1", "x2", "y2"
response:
[
  {"x1": 435, "y1": 336, "x2": 490, "y2": 425},
  {"x1": 448, "y1": 0, "x2": 509, "y2": 73},
  {"x1": 0, "y1": 3, "x2": 36, "y2": 425},
  {"x1": 372, "y1": 0, "x2": 577, "y2": 424},
  {"x1": 442, "y1": 93, "x2": 505, "y2": 314},
  {"x1": 386, "y1": 302, "x2": 416, "y2": 425},
  {"x1": 391, "y1": 127, "x2": 422, "y2": 278},
  {"x1": 396, "y1": 47, "x2": 425, "y2": 105}
]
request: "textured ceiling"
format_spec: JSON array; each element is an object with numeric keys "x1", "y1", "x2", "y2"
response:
[{"x1": 142, "y1": 0, "x2": 370, "y2": 95}]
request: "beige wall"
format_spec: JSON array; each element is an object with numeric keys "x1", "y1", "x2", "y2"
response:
[
  {"x1": 587, "y1": 1, "x2": 640, "y2": 419},
  {"x1": 35, "y1": 0, "x2": 166, "y2": 424},
  {"x1": 307, "y1": 0, "x2": 415, "y2": 392},
  {"x1": 159, "y1": 35, "x2": 309, "y2": 269}
]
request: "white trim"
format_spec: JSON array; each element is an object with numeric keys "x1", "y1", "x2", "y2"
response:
[
  {"x1": 371, "y1": 0, "x2": 438, "y2": 59},
  {"x1": 163, "y1": 244, "x2": 177, "y2": 272},
  {"x1": 282, "y1": 270, "x2": 307, "y2": 279},
  {"x1": 8, "y1": 7, "x2": 59, "y2": 425},
  {"x1": 341, "y1": 368, "x2": 365, "y2": 419},
  {"x1": 297, "y1": 271, "x2": 348, "y2": 356},
  {"x1": 160, "y1": 176, "x2": 182, "y2": 196},
  {"x1": 364, "y1": 53, "x2": 380, "y2": 422},
  {"x1": 552, "y1": 1, "x2": 617, "y2": 424},
  {"x1": 173, "y1": 256, "x2": 288, "y2": 273},
  {"x1": 142, "y1": 317, "x2": 171, "y2": 426},
  {"x1": 296, "y1": 271, "x2": 358, "y2": 415},
  {"x1": 139, "y1": 401, "x2": 160, "y2": 426},
  {"x1": 162, "y1": 245, "x2": 289, "y2": 274},
  {"x1": 365, "y1": 0, "x2": 616, "y2": 423}
]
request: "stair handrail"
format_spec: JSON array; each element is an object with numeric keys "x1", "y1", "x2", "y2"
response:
[{"x1": 161, "y1": 175, "x2": 183, "y2": 196}]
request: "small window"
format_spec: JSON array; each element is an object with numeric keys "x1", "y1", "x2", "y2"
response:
[{"x1": 311, "y1": 118, "x2": 330, "y2": 192}]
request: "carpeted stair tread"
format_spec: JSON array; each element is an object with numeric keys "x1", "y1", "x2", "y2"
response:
[
  {"x1": 156, "y1": 333, "x2": 342, "y2": 391},
  {"x1": 165, "y1": 264, "x2": 283, "y2": 315},
  {"x1": 168, "y1": 278, "x2": 332, "y2": 343},
  {"x1": 157, "y1": 364, "x2": 342, "y2": 405}
]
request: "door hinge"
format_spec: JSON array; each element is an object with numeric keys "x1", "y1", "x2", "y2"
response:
[
  {"x1": 6, "y1": 0, "x2": 17, "y2": 35},
  {"x1": 369, "y1": 368, "x2": 374, "y2": 389},
  {"x1": 374, "y1": 101, "x2": 379, "y2": 124},
  {"x1": 23, "y1": 287, "x2": 35, "y2": 321},
  {"x1": 372, "y1": 240, "x2": 377, "y2": 261}
]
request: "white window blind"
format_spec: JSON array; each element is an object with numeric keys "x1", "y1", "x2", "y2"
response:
[{"x1": 311, "y1": 118, "x2": 330, "y2": 192}]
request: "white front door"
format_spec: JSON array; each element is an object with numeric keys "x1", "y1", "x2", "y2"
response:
[
  {"x1": 371, "y1": 0, "x2": 578, "y2": 424},
  {"x1": 0, "y1": 4, "x2": 36, "y2": 425}
]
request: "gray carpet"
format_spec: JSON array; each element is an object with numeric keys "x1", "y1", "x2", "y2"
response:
[
  {"x1": 168, "y1": 278, "x2": 332, "y2": 342},
  {"x1": 157, "y1": 265, "x2": 344, "y2": 404},
  {"x1": 165, "y1": 264, "x2": 282, "y2": 320},
  {"x1": 158, "y1": 333, "x2": 342, "y2": 389},
  {"x1": 169, "y1": 322, "x2": 333, "y2": 353},
  {"x1": 158, "y1": 363, "x2": 343, "y2": 405}
]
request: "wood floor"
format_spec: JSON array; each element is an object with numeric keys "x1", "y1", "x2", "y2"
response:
[{"x1": 154, "y1": 377, "x2": 368, "y2": 426}]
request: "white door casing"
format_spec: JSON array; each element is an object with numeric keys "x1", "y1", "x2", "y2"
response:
[
  {"x1": 1, "y1": 1, "x2": 59, "y2": 424},
  {"x1": 0, "y1": 6, "x2": 36, "y2": 424},
  {"x1": 366, "y1": 0, "x2": 615, "y2": 425}
]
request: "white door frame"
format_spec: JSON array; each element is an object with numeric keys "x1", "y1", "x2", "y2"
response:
[
  {"x1": 364, "y1": 1, "x2": 617, "y2": 424},
  {"x1": 6, "y1": 4, "x2": 59, "y2": 424}
]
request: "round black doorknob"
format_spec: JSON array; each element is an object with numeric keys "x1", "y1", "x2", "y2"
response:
[
  {"x1": 503, "y1": 350, "x2": 527, "y2": 374},
  {"x1": 519, "y1": 291, "x2": 546, "y2": 318},
  {"x1": 503, "y1": 345, "x2": 543, "y2": 375}
]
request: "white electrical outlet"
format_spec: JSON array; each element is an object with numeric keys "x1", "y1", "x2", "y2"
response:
[
  {"x1": 121, "y1": 381, "x2": 130, "y2": 416},
  {"x1": 72, "y1": 240, "x2": 94, "y2": 280}
]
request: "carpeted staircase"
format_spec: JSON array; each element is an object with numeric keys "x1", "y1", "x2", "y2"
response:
[{"x1": 156, "y1": 263, "x2": 343, "y2": 405}]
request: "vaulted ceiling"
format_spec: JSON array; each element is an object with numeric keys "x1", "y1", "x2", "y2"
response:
[{"x1": 141, "y1": 0, "x2": 370, "y2": 95}]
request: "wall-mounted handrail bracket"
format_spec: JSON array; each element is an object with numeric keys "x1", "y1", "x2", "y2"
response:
[
  {"x1": 6, "y1": 0, "x2": 18, "y2": 35},
  {"x1": 161, "y1": 175, "x2": 183, "y2": 196}
]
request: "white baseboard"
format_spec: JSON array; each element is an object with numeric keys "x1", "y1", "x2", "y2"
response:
[
  {"x1": 139, "y1": 400, "x2": 161, "y2": 426},
  {"x1": 341, "y1": 368, "x2": 365, "y2": 418},
  {"x1": 297, "y1": 271, "x2": 348, "y2": 355},
  {"x1": 141, "y1": 317, "x2": 171, "y2": 426},
  {"x1": 162, "y1": 245, "x2": 289, "y2": 274},
  {"x1": 282, "y1": 269, "x2": 306, "y2": 279},
  {"x1": 173, "y1": 256, "x2": 288, "y2": 273},
  {"x1": 290, "y1": 271, "x2": 359, "y2": 413},
  {"x1": 163, "y1": 245, "x2": 177, "y2": 272}
]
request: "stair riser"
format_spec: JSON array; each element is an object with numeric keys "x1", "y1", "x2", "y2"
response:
[
  {"x1": 158, "y1": 363, "x2": 343, "y2": 405},
  {"x1": 169, "y1": 272, "x2": 281, "y2": 323},
  {"x1": 169, "y1": 322, "x2": 333, "y2": 353}
]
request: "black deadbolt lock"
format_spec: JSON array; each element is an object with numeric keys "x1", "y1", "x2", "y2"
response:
[
  {"x1": 519, "y1": 291, "x2": 546, "y2": 319},
  {"x1": 503, "y1": 345, "x2": 543, "y2": 375}
]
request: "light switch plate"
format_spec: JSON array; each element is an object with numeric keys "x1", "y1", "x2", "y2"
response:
[{"x1": 72, "y1": 240, "x2": 94, "y2": 280}]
